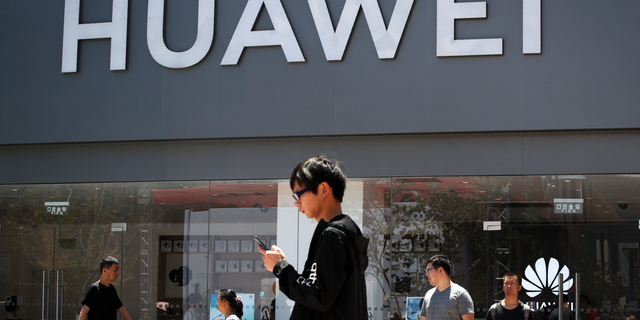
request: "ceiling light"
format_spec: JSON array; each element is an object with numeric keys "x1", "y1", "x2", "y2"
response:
[
  {"x1": 564, "y1": 180, "x2": 571, "y2": 183},
  {"x1": 11, "y1": 189, "x2": 18, "y2": 192},
  {"x1": 596, "y1": 205, "x2": 602, "y2": 208}
]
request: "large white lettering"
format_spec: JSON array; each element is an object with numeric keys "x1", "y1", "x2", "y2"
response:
[
  {"x1": 436, "y1": 0, "x2": 502, "y2": 57},
  {"x1": 221, "y1": 0, "x2": 304, "y2": 65},
  {"x1": 523, "y1": 0, "x2": 541, "y2": 54},
  {"x1": 60, "y1": 0, "x2": 543, "y2": 71},
  {"x1": 147, "y1": 0, "x2": 215, "y2": 68},
  {"x1": 61, "y1": 0, "x2": 128, "y2": 73},
  {"x1": 308, "y1": 0, "x2": 414, "y2": 61}
]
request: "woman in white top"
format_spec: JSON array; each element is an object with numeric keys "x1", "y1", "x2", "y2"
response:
[{"x1": 217, "y1": 289, "x2": 244, "y2": 320}]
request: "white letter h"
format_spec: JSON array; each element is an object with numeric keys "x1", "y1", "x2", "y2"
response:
[{"x1": 61, "y1": 0, "x2": 128, "y2": 73}]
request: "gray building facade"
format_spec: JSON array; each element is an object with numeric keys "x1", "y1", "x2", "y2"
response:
[{"x1": 1, "y1": 0, "x2": 639, "y2": 320}]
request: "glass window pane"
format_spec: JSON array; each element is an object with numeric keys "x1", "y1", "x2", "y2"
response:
[
  {"x1": 0, "y1": 182, "x2": 128, "y2": 320},
  {"x1": 208, "y1": 180, "x2": 278, "y2": 320},
  {"x1": 2, "y1": 174, "x2": 639, "y2": 320},
  {"x1": 361, "y1": 178, "x2": 392, "y2": 320}
]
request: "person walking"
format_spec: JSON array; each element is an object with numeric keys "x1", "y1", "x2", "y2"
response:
[
  {"x1": 260, "y1": 155, "x2": 369, "y2": 320},
  {"x1": 217, "y1": 289, "x2": 244, "y2": 320},
  {"x1": 420, "y1": 255, "x2": 474, "y2": 320},
  {"x1": 78, "y1": 256, "x2": 133, "y2": 320},
  {"x1": 487, "y1": 271, "x2": 532, "y2": 320}
]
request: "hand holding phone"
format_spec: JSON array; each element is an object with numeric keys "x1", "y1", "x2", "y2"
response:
[
  {"x1": 258, "y1": 238, "x2": 286, "y2": 272},
  {"x1": 254, "y1": 236, "x2": 269, "y2": 251}
]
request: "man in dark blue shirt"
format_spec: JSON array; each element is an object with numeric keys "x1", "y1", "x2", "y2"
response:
[{"x1": 79, "y1": 256, "x2": 134, "y2": 320}]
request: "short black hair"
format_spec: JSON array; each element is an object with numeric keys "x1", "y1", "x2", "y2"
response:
[
  {"x1": 503, "y1": 271, "x2": 522, "y2": 285},
  {"x1": 100, "y1": 256, "x2": 119, "y2": 274},
  {"x1": 290, "y1": 155, "x2": 347, "y2": 202},
  {"x1": 427, "y1": 255, "x2": 451, "y2": 276}
]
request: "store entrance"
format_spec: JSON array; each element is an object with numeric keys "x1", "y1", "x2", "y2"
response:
[
  {"x1": 487, "y1": 222, "x2": 639, "y2": 319},
  {"x1": 488, "y1": 225, "x2": 572, "y2": 315},
  {"x1": 568, "y1": 224, "x2": 639, "y2": 319},
  {"x1": 0, "y1": 184, "x2": 129, "y2": 320},
  {"x1": 2, "y1": 223, "x2": 125, "y2": 320}
]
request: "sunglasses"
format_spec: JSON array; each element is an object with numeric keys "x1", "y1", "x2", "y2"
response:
[{"x1": 292, "y1": 183, "x2": 320, "y2": 200}]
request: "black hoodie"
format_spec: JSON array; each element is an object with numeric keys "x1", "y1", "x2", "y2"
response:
[{"x1": 272, "y1": 214, "x2": 369, "y2": 320}]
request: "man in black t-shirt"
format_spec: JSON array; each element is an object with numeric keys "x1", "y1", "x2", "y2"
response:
[
  {"x1": 79, "y1": 256, "x2": 134, "y2": 320},
  {"x1": 487, "y1": 271, "x2": 532, "y2": 320}
]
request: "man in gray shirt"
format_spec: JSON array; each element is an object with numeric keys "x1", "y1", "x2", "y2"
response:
[{"x1": 420, "y1": 255, "x2": 474, "y2": 320}]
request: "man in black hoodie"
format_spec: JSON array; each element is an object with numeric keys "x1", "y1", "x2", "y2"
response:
[{"x1": 260, "y1": 156, "x2": 369, "y2": 320}]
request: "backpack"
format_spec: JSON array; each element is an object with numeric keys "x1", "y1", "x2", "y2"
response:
[{"x1": 489, "y1": 301, "x2": 530, "y2": 320}]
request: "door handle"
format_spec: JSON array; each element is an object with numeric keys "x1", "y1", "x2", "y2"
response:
[
  {"x1": 43, "y1": 270, "x2": 51, "y2": 320},
  {"x1": 56, "y1": 270, "x2": 60, "y2": 320},
  {"x1": 42, "y1": 271, "x2": 46, "y2": 320},
  {"x1": 575, "y1": 273, "x2": 580, "y2": 320}
]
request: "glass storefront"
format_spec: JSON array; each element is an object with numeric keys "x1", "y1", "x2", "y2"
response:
[{"x1": 1, "y1": 175, "x2": 638, "y2": 320}]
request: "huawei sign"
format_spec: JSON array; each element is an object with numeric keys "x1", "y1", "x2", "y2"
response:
[
  {"x1": 522, "y1": 257, "x2": 573, "y2": 298},
  {"x1": 60, "y1": 0, "x2": 542, "y2": 72}
]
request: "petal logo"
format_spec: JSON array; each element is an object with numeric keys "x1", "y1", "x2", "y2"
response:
[{"x1": 522, "y1": 257, "x2": 573, "y2": 298}]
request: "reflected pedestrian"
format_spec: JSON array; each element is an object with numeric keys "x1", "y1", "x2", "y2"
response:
[
  {"x1": 548, "y1": 295, "x2": 578, "y2": 320},
  {"x1": 579, "y1": 295, "x2": 599, "y2": 320}
]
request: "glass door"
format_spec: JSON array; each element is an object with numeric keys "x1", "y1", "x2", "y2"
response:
[
  {"x1": 569, "y1": 223, "x2": 639, "y2": 320},
  {"x1": 485, "y1": 176, "x2": 576, "y2": 318},
  {"x1": 487, "y1": 224, "x2": 575, "y2": 317},
  {"x1": 53, "y1": 223, "x2": 125, "y2": 320},
  {"x1": 0, "y1": 184, "x2": 127, "y2": 320}
]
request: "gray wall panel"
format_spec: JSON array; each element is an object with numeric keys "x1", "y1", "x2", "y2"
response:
[
  {"x1": 2, "y1": 131, "x2": 639, "y2": 184},
  {"x1": 0, "y1": 142, "x2": 169, "y2": 184},
  {"x1": 522, "y1": 131, "x2": 640, "y2": 175}
]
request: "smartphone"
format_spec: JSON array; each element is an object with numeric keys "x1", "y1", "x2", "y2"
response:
[{"x1": 253, "y1": 236, "x2": 269, "y2": 251}]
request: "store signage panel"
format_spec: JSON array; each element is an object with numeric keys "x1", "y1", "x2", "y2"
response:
[
  {"x1": 483, "y1": 221, "x2": 501, "y2": 231},
  {"x1": 11, "y1": 0, "x2": 640, "y2": 147},
  {"x1": 45, "y1": 202, "x2": 70, "y2": 215},
  {"x1": 61, "y1": 0, "x2": 541, "y2": 72},
  {"x1": 553, "y1": 198, "x2": 584, "y2": 214}
]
